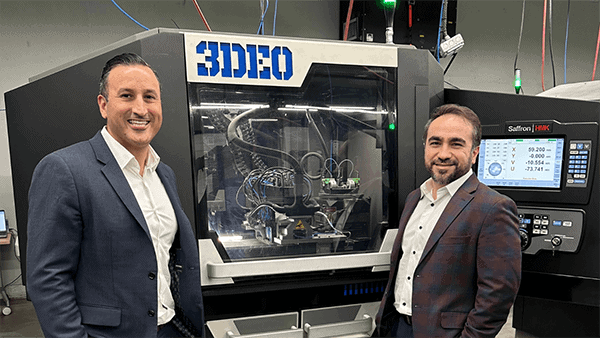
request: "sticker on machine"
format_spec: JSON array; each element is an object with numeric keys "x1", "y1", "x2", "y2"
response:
[{"x1": 184, "y1": 32, "x2": 398, "y2": 87}]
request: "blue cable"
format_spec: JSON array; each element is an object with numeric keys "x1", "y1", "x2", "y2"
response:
[
  {"x1": 111, "y1": 0, "x2": 149, "y2": 31},
  {"x1": 564, "y1": 0, "x2": 571, "y2": 83},
  {"x1": 273, "y1": 0, "x2": 278, "y2": 36},
  {"x1": 436, "y1": 1, "x2": 444, "y2": 62},
  {"x1": 257, "y1": 0, "x2": 270, "y2": 35}
]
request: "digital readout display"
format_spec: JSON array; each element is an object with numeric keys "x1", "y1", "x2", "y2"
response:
[{"x1": 477, "y1": 138, "x2": 564, "y2": 188}]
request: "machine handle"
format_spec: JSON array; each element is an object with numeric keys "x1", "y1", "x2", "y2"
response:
[
  {"x1": 226, "y1": 328, "x2": 303, "y2": 338},
  {"x1": 303, "y1": 315, "x2": 373, "y2": 338},
  {"x1": 207, "y1": 252, "x2": 390, "y2": 278}
]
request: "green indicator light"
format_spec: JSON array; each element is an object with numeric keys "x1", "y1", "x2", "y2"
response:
[
  {"x1": 514, "y1": 69, "x2": 522, "y2": 94},
  {"x1": 378, "y1": 0, "x2": 397, "y2": 10},
  {"x1": 388, "y1": 123, "x2": 396, "y2": 131},
  {"x1": 516, "y1": 140, "x2": 523, "y2": 142},
  {"x1": 549, "y1": 139, "x2": 557, "y2": 141}
]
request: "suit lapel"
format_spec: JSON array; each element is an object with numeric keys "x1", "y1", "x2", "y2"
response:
[
  {"x1": 390, "y1": 190, "x2": 421, "y2": 265},
  {"x1": 419, "y1": 175, "x2": 479, "y2": 265},
  {"x1": 398, "y1": 191, "x2": 421, "y2": 239},
  {"x1": 89, "y1": 132, "x2": 151, "y2": 240}
]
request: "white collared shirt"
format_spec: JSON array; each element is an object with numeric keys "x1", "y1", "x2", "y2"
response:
[
  {"x1": 393, "y1": 169, "x2": 473, "y2": 315},
  {"x1": 101, "y1": 127, "x2": 177, "y2": 325}
]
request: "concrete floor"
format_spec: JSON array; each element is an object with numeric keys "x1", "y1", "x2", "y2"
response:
[{"x1": 0, "y1": 298, "x2": 44, "y2": 337}]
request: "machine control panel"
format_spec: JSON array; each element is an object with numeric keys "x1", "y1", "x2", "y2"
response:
[
  {"x1": 518, "y1": 207, "x2": 584, "y2": 254},
  {"x1": 566, "y1": 140, "x2": 592, "y2": 187}
]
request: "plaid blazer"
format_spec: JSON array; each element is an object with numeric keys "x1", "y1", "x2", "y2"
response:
[{"x1": 375, "y1": 174, "x2": 521, "y2": 338}]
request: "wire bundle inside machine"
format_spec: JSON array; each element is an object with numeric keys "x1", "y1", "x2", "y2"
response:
[{"x1": 224, "y1": 106, "x2": 369, "y2": 247}]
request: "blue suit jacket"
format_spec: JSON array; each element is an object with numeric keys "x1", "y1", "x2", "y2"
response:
[
  {"x1": 376, "y1": 174, "x2": 521, "y2": 338},
  {"x1": 27, "y1": 132, "x2": 204, "y2": 338}
]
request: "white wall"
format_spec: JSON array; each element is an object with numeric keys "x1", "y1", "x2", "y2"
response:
[
  {"x1": 1, "y1": 0, "x2": 599, "y2": 292},
  {"x1": 448, "y1": 0, "x2": 599, "y2": 95}
]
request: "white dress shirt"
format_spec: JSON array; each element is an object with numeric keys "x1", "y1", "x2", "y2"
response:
[
  {"x1": 393, "y1": 169, "x2": 473, "y2": 316},
  {"x1": 101, "y1": 127, "x2": 177, "y2": 325}
]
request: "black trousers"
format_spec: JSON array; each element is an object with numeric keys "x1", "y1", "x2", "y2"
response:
[
  {"x1": 157, "y1": 321, "x2": 185, "y2": 338},
  {"x1": 377, "y1": 310, "x2": 414, "y2": 338}
]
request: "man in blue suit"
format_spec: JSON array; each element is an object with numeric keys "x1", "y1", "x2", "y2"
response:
[
  {"x1": 375, "y1": 104, "x2": 521, "y2": 337},
  {"x1": 27, "y1": 53, "x2": 204, "y2": 337}
]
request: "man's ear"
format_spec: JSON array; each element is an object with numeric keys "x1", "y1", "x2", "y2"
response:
[
  {"x1": 98, "y1": 95, "x2": 108, "y2": 119},
  {"x1": 471, "y1": 146, "x2": 480, "y2": 165}
]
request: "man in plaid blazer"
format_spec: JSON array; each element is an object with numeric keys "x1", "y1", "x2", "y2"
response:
[{"x1": 375, "y1": 104, "x2": 521, "y2": 337}]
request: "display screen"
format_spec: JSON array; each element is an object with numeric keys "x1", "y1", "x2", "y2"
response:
[
  {"x1": 0, "y1": 210, "x2": 6, "y2": 233},
  {"x1": 477, "y1": 138, "x2": 565, "y2": 188}
]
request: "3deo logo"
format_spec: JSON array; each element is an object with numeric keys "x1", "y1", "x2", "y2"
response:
[{"x1": 196, "y1": 41, "x2": 293, "y2": 81}]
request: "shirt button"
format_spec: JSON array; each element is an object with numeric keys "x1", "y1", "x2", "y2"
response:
[
  {"x1": 402, "y1": 302, "x2": 406, "y2": 306},
  {"x1": 148, "y1": 310, "x2": 155, "y2": 317},
  {"x1": 148, "y1": 272, "x2": 156, "y2": 280},
  {"x1": 407, "y1": 276, "x2": 411, "y2": 280},
  {"x1": 413, "y1": 251, "x2": 416, "y2": 254},
  {"x1": 430, "y1": 203, "x2": 434, "y2": 207},
  {"x1": 419, "y1": 226, "x2": 423, "y2": 230},
  {"x1": 416, "y1": 275, "x2": 420, "y2": 278}
]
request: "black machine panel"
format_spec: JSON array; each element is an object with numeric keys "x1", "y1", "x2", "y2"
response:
[
  {"x1": 445, "y1": 88, "x2": 599, "y2": 337},
  {"x1": 517, "y1": 206, "x2": 584, "y2": 255},
  {"x1": 477, "y1": 120, "x2": 597, "y2": 260}
]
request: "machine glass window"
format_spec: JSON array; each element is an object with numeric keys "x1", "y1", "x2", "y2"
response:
[{"x1": 189, "y1": 63, "x2": 396, "y2": 261}]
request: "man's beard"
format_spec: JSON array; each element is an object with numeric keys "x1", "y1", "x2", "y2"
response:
[{"x1": 426, "y1": 158, "x2": 471, "y2": 186}]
